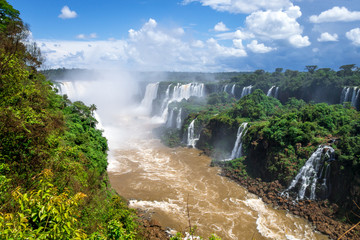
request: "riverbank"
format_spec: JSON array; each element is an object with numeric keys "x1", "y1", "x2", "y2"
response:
[
  {"x1": 137, "y1": 211, "x2": 170, "y2": 239},
  {"x1": 219, "y1": 167, "x2": 359, "y2": 240}
]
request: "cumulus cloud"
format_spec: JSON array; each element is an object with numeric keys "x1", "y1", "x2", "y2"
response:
[
  {"x1": 233, "y1": 39, "x2": 244, "y2": 49},
  {"x1": 182, "y1": 0, "x2": 293, "y2": 14},
  {"x1": 289, "y1": 35, "x2": 311, "y2": 48},
  {"x1": 207, "y1": 38, "x2": 247, "y2": 57},
  {"x1": 246, "y1": 9, "x2": 302, "y2": 40},
  {"x1": 38, "y1": 18, "x2": 248, "y2": 71},
  {"x1": 214, "y1": 22, "x2": 229, "y2": 32},
  {"x1": 317, "y1": 32, "x2": 338, "y2": 42},
  {"x1": 346, "y1": 28, "x2": 360, "y2": 46},
  {"x1": 309, "y1": 6, "x2": 360, "y2": 23},
  {"x1": 58, "y1": 6, "x2": 77, "y2": 19},
  {"x1": 246, "y1": 40, "x2": 275, "y2": 53}
]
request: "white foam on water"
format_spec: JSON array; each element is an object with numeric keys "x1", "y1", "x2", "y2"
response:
[
  {"x1": 243, "y1": 197, "x2": 318, "y2": 240},
  {"x1": 129, "y1": 199, "x2": 184, "y2": 215}
]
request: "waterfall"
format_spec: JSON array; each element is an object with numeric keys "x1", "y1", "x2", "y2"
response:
[
  {"x1": 187, "y1": 119, "x2": 199, "y2": 148},
  {"x1": 355, "y1": 89, "x2": 360, "y2": 108},
  {"x1": 230, "y1": 123, "x2": 248, "y2": 159},
  {"x1": 274, "y1": 87, "x2": 279, "y2": 99},
  {"x1": 340, "y1": 87, "x2": 360, "y2": 108},
  {"x1": 351, "y1": 87, "x2": 359, "y2": 107},
  {"x1": 340, "y1": 87, "x2": 346, "y2": 103},
  {"x1": 160, "y1": 84, "x2": 172, "y2": 119},
  {"x1": 284, "y1": 145, "x2": 335, "y2": 200},
  {"x1": 240, "y1": 85, "x2": 253, "y2": 98},
  {"x1": 224, "y1": 84, "x2": 228, "y2": 93},
  {"x1": 160, "y1": 83, "x2": 205, "y2": 123},
  {"x1": 57, "y1": 81, "x2": 103, "y2": 130},
  {"x1": 176, "y1": 108, "x2": 182, "y2": 129},
  {"x1": 166, "y1": 108, "x2": 175, "y2": 128},
  {"x1": 140, "y1": 82, "x2": 159, "y2": 114},
  {"x1": 266, "y1": 86, "x2": 275, "y2": 97},
  {"x1": 267, "y1": 86, "x2": 279, "y2": 98},
  {"x1": 231, "y1": 84, "x2": 236, "y2": 95},
  {"x1": 60, "y1": 81, "x2": 77, "y2": 99}
]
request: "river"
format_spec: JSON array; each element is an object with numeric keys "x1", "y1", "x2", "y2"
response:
[
  {"x1": 58, "y1": 79, "x2": 328, "y2": 239},
  {"x1": 106, "y1": 114, "x2": 328, "y2": 240}
]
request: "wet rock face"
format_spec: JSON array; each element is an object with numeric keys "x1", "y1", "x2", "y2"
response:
[{"x1": 221, "y1": 168, "x2": 360, "y2": 240}]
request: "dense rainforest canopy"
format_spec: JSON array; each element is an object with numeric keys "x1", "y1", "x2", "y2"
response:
[{"x1": 0, "y1": 1, "x2": 138, "y2": 239}]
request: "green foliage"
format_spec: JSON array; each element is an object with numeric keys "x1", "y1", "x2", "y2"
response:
[
  {"x1": 0, "y1": 2, "x2": 139, "y2": 239},
  {"x1": 227, "y1": 89, "x2": 281, "y2": 121},
  {"x1": 0, "y1": 170, "x2": 87, "y2": 239}
]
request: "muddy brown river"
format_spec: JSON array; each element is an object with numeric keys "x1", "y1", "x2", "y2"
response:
[{"x1": 105, "y1": 115, "x2": 328, "y2": 240}]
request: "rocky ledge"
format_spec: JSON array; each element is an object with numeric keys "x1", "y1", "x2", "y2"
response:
[
  {"x1": 136, "y1": 210, "x2": 170, "y2": 240},
  {"x1": 221, "y1": 168, "x2": 360, "y2": 240}
]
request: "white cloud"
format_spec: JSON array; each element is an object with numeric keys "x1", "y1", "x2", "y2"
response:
[
  {"x1": 182, "y1": 0, "x2": 293, "y2": 14},
  {"x1": 192, "y1": 40, "x2": 205, "y2": 48},
  {"x1": 317, "y1": 32, "x2": 338, "y2": 42},
  {"x1": 246, "y1": 10, "x2": 302, "y2": 40},
  {"x1": 214, "y1": 22, "x2": 229, "y2": 32},
  {"x1": 289, "y1": 34, "x2": 311, "y2": 48},
  {"x1": 312, "y1": 48, "x2": 319, "y2": 53},
  {"x1": 233, "y1": 39, "x2": 244, "y2": 49},
  {"x1": 207, "y1": 38, "x2": 247, "y2": 57},
  {"x1": 38, "y1": 18, "x2": 247, "y2": 71},
  {"x1": 76, "y1": 33, "x2": 97, "y2": 40},
  {"x1": 346, "y1": 28, "x2": 360, "y2": 46},
  {"x1": 76, "y1": 34, "x2": 86, "y2": 40},
  {"x1": 58, "y1": 6, "x2": 77, "y2": 19},
  {"x1": 246, "y1": 40, "x2": 275, "y2": 53},
  {"x1": 310, "y1": 6, "x2": 360, "y2": 23},
  {"x1": 216, "y1": 29, "x2": 254, "y2": 40}
]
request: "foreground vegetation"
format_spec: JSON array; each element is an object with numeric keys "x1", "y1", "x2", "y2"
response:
[{"x1": 0, "y1": 1, "x2": 139, "y2": 238}]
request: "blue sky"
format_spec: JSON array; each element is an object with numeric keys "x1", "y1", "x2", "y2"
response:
[{"x1": 9, "y1": 0, "x2": 360, "y2": 72}]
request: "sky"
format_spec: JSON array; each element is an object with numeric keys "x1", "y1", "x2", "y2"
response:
[{"x1": 9, "y1": 0, "x2": 360, "y2": 72}]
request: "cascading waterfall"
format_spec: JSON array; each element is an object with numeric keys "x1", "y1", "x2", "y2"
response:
[
  {"x1": 59, "y1": 81, "x2": 78, "y2": 99},
  {"x1": 159, "y1": 83, "x2": 205, "y2": 122},
  {"x1": 187, "y1": 119, "x2": 199, "y2": 148},
  {"x1": 351, "y1": 87, "x2": 358, "y2": 105},
  {"x1": 284, "y1": 145, "x2": 335, "y2": 200},
  {"x1": 57, "y1": 81, "x2": 103, "y2": 130},
  {"x1": 160, "y1": 84, "x2": 172, "y2": 119},
  {"x1": 274, "y1": 87, "x2": 279, "y2": 98},
  {"x1": 230, "y1": 123, "x2": 248, "y2": 160},
  {"x1": 176, "y1": 108, "x2": 182, "y2": 129},
  {"x1": 355, "y1": 89, "x2": 360, "y2": 107},
  {"x1": 140, "y1": 82, "x2": 159, "y2": 114},
  {"x1": 166, "y1": 108, "x2": 175, "y2": 128},
  {"x1": 267, "y1": 86, "x2": 279, "y2": 98},
  {"x1": 231, "y1": 84, "x2": 236, "y2": 96},
  {"x1": 340, "y1": 86, "x2": 360, "y2": 108},
  {"x1": 340, "y1": 87, "x2": 351, "y2": 103},
  {"x1": 240, "y1": 85, "x2": 253, "y2": 98},
  {"x1": 266, "y1": 86, "x2": 275, "y2": 97},
  {"x1": 223, "y1": 84, "x2": 228, "y2": 93}
]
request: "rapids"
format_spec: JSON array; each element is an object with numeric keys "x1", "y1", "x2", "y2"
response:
[
  {"x1": 106, "y1": 116, "x2": 327, "y2": 240},
  {"x1": 58, "y1": 79, "x2": 327, "y2": 240}
]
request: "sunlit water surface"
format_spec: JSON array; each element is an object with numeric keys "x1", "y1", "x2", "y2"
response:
[{"x1": 106, "y1": 114, "x2": 328, "y2": 240}]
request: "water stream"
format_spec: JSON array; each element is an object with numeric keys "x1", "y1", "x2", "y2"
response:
[
  {"x1": 58, "y1": 80, "x2": 327, "y2": 240},
  {"x1": 107, "y1": 115, "x2": 327, "y2": 240}
]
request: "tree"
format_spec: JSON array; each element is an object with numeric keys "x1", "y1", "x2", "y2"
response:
[
  {"x1": 339, "y1": 64, "x2": 356, "y2": 76},
  {"x1": 305, "y1": 65, "x2": 317, "y2": 74},
  {"x1": 0, "y1": 0, "x2": 20, "y2": 30},
  {"x1": 275, "y1": 68, "x2": 283, "y2": 73}
]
